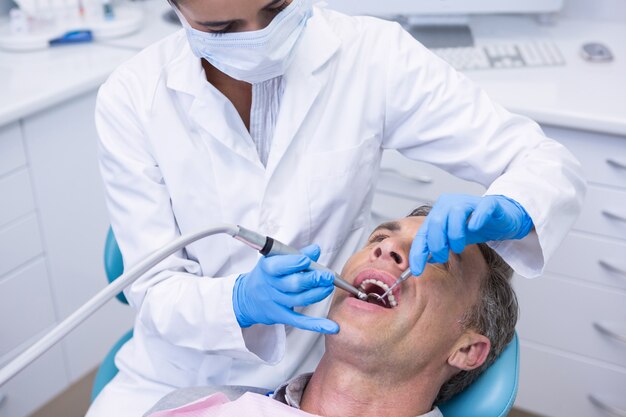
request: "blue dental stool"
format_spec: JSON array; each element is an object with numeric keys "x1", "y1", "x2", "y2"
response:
[{"x1": 91, "y1": 228, "x2": 520, "y2": 417}]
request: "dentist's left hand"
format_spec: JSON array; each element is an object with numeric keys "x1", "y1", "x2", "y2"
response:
[
  {"x1": 232, "y1": 244, "x2": 339, "y2": 334},
  {"x1": 409, "y1": 194, "x2": 534, "y2": 276}
]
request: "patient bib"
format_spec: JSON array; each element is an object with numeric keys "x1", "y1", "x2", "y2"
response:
[{"x1": 148, "y1": 391, "x2": 319, "y2": 417}]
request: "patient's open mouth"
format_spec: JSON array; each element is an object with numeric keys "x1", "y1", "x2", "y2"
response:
[{"x1": 358, "y1": 279, "x2": 397, "y2": 308}]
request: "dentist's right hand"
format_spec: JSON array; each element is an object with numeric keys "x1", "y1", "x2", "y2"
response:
[{"x1": 232, "y1": 244, "x2": 339, "y2": 334}]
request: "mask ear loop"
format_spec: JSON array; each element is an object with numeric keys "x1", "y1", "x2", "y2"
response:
[{"x1": 171, "y1": 5, "x2": 192, "y2": 29}]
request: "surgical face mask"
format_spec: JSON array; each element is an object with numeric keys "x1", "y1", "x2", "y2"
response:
[{"x1": 175, "y1": 0, "x2": 312, "y2": 84}]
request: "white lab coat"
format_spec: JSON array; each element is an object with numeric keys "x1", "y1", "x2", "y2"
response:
[{"x1": 88, "y1": 6, "x2": 585, "y2": 416}]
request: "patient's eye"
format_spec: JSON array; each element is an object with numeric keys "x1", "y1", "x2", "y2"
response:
[{"x1": 368, "y1": 233, "x2": 389, "y2": 244}]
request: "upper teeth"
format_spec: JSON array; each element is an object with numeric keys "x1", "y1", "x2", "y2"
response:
[{"x1": 358, "y1": 279, "x2": 398, "y2": 307}]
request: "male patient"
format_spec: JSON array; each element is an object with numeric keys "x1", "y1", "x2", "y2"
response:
[{"x1": 147, "y1": 205, "x2": 518, "y2": 417}]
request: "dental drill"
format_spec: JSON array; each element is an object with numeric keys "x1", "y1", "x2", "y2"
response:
[{"x1": 0, "y1": 224, "x2": 369, "y2": 386}]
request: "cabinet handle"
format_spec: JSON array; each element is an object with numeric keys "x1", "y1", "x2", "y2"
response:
[
  {"x1": 593, "y1": 322, "x2": 626, "y2": 345},
  {"x1": 589, "y1": 394, "x2": 626, "y2": 417},
  {"x1": 602, "y1": 210, "x2": 626, "y2": 223},
  {"x1": 598, "y1": 260, "x2": 626, "y2": 278},
  {"x1": 606, "y1": 158, "x2": 626, "y2": 171},
  {"x1": 380, "y1": 167, "x2": 433, "y2": 184}
]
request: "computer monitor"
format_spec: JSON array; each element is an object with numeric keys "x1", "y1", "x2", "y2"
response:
[{"x1": 323, "y1": 0, "x2": 565, "y2": 17}]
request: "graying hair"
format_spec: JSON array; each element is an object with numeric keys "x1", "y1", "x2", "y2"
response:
[{"x1": 406, "y1": 205, "x2": 518, "y2": 404}]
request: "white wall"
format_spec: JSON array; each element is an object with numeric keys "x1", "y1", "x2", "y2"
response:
[{"x1": 561, "y1": 0, "x2": 626, "y2": 22}]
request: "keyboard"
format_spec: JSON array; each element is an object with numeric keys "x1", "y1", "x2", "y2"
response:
[{"x1": 431, "y1": 41, "x2": 565, "y2": 71}]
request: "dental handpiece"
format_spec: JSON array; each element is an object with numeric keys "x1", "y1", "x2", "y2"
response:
[
  {"x1": 234, "y1": 226, "x2": 369, "y2": 301},
  {"x1": 378, "y1": 268, "x2": 412, "y2": 301}
]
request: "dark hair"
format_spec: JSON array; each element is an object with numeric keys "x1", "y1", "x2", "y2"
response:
[{"x1": 406, "y1": 206, "x2": 518, "y2": 404}]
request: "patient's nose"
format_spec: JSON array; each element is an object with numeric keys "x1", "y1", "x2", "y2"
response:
[{"x1": 372, "y1": 239, "x2": 409, "y2": 268}]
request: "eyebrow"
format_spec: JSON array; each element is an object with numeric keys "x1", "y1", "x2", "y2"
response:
[
  {"x1": 194, "y1": 0, "x2": 284, "y2": 27},
  {"x1": 370, "y1": 221, "x2": 402, "y2": 235}
]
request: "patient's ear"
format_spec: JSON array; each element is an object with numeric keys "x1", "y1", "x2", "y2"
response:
[{"x1": 448, "y1": 332, "x2": 491, "y2": 371}]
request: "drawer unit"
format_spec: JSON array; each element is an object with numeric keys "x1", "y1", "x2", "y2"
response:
[
  {"x1": 516, "y1": 342, "x2": 626, "y2": 417},
  {"x1": 0, "y1": 215, "x2": 44, "y2": 277},
  {"x1": 513, "y1": 273, "x2": 626, "y2": 368},
  {"x1": 0, "y1": 345, "x2": 67, "y2": 417},
  {"x1": 574, "y1": 185, "x2": 626, "y2": 240},
  {"x1": 0, "y1": 122, "x2": 26, "y2": 177},
  {"x1": 0, "y1": 170, "x2": 36, "y2": 228},
  {"x1": 546, "y1": 231, "x2": 626, "y2": 291},
  {"x1": 0, "y1": 260, "x2": 57, "y2": 357},
  {"x1": 544, "y1": 125, "x2": 626, "y2": 190},
  {"x1": 378, "y1": 150, "x2": 486, "y2": 202}
]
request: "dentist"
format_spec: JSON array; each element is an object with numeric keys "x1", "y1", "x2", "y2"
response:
[{"x1": 87, "y1": 0, "x2": 585, "y2": 415}]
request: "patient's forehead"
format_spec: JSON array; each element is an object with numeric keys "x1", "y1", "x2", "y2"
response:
[{"x1": 369, "y1": 216, "x2": 425, "y2": 237}]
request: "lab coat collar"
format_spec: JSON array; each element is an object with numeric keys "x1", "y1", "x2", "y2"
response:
[
  {"x1": 163, "y1": 30, "x2": 206, "y2": 98},
  {"x1": 164, "y1": 33, "x2": 262, "y2": 166},
  {"x1": 264, "y1": 7, "x2": 340, "y2": 177},
  {"x1": 161, "y1": 8, "x2": 340, "y2": 170}
]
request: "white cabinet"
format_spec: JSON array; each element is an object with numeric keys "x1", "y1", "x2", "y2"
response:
[
  {"x1": 372, "y1": 150, "x2": 485, "y2": 220},
  {"x1": 0, "y1": 346, "x2": 67, "y2": 417},
  {"x1": 21, "y1": 91, "x2": 134, "y2": 381},
  {"x1": 0, "y1": 121, "x2": 67, "y2": 417},
  {"x1": 371, "y1": 125, "x2": 626, "y2": 417},
  {"x1": 512, "y1": 125, "x2": 626, "y2": 417},
  {"x1": 516, "y1": 342, "x2": 626, "y2": 417},
  {"x1": 0, "y1": 94, "x2": 134, "y2": 417}
]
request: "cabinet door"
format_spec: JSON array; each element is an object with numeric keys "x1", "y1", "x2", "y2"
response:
[
  {"x1": 0, "y1": 346, "x2": 67, "y2": 417},
  {"x1": 543, "y1": 125, "x2": 626, "y2": 190},
  {"x1": 0, "y1": 122, "x2": 26, "y2": 176},
  {"x1": 378, "y1": 150, "x2": 486, "y2": 201},
  {"x1": 574, "y1": 185, "x2": 626, "y2": 240},
  {"x1": 21, "y1": 91, "x2": 134, "y2": 382},
  {"x1": 0, "y1": 260, "x2": 56, "y2": 357},
  {"x1": 513, "y1": 273, "x2": 626, "y2": 368},
  {"x1": 516, "y1": 342, "x2": 626, "y2": 417},
  {"x1": 0, "y1": 170, "x2": 36, "y2": 228},
  {"x1": 373, "y1": 150, "x2": 486, "y2": 221},
  {"x1": 546, "y1": 231, "x2": 626, "y2": 291},
  {"x1": 0, "y1": 216, "x2": 43, "y2": 277}
]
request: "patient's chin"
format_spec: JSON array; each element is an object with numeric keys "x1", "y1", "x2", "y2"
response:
[{"x1": 327, "y1": 310, "x2": 381, "y2": 347}]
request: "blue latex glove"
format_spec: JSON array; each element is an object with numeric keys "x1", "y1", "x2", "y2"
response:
[
  {"x1": 409, "y1": 194, "x2": 534, "y2": 276},
  {"x1": 232, "y1": 244, "x2": 339, "y2": 334}
]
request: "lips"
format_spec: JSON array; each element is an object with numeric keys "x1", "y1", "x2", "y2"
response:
[{"x1": 353, "y1": 269, "x2": 401, "y2": 308}]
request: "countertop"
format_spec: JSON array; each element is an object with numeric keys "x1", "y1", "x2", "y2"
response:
[
  {"x1": 0, "y1": 1, "x2": 178, "y2": 127},
  {"x1": 0, "y1": 1, "x2": 625, "y2": 136},
  {"x1": 466, "y1": 15, "x2": 626, "y2": 137}
]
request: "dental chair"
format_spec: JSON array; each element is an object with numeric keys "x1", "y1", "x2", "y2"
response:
[{"x1": 91, "y1": 228, "x2": 520, "y2": 417}]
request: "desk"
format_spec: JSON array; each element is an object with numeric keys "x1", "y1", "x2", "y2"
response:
[{"x1": 466, "y1": 15, "x2": 626, "y2": 136}]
